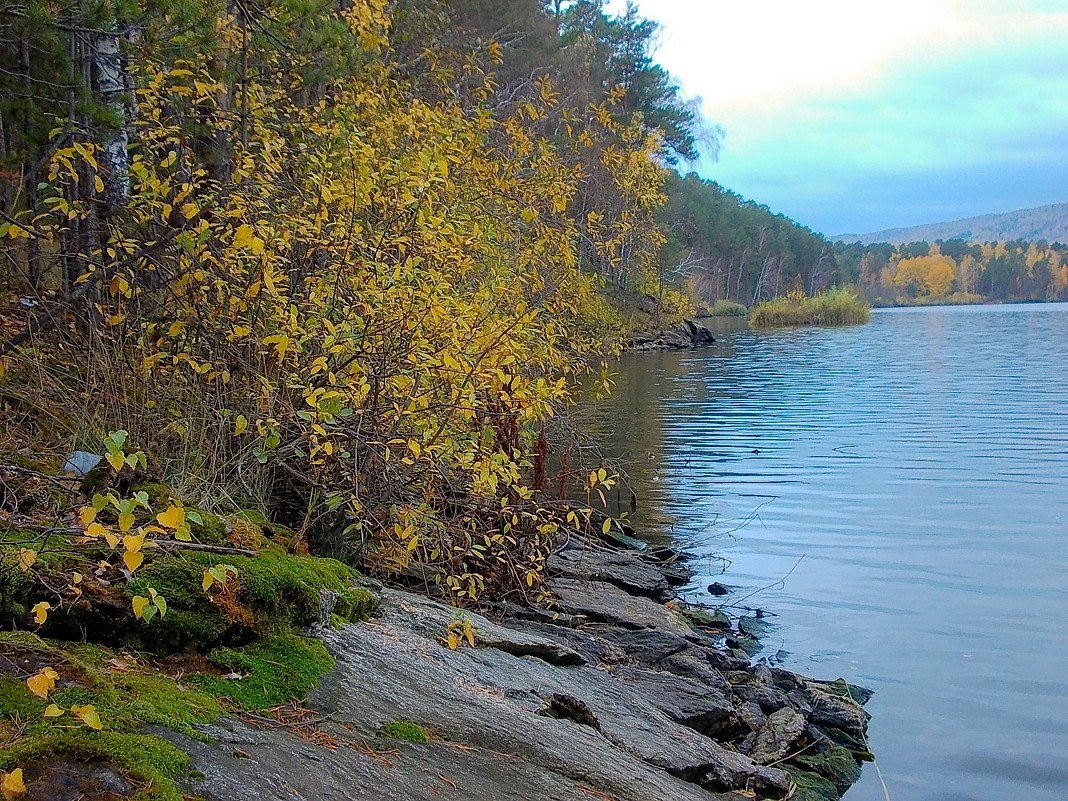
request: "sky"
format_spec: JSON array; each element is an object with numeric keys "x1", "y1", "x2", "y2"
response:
[{"x1": 614, "y1": 0, "x2": 1068, "y2": 237}]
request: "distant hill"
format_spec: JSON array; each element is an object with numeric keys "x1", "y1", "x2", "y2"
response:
[{"x1": 835, "y1": 202, "x2": 1068, "y2": 245}]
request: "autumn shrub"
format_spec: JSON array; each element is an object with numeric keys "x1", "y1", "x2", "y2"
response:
[
  {"x1": 711, "y1": 300, "x2": 748, "y2": 317},
  {"x1": 0, "y1": 0, "x2": 666, "y2": 602},
  {"x1": 751, "y1": 287, "x2": 871, "y2": 327}
]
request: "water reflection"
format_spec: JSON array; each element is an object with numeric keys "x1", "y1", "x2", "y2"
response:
[{"x1": 587, "y1": 304, "x2": 1068, "y2": 801}]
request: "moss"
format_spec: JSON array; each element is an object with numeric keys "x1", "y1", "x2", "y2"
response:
[
  {"x1": 0, "y1": 557, "x2": 32, "y2": 620},
  {"x1": 0, "y1": 676, "x2": 47, "y2": 719},
  {"x1": 185, "y1": 509, "x2": 228, "y2": 546},
  {"x1": 225, "y1": 516, "x2": 270, "y2": 550},
  {"x1": 782, "y1": 765, "x2": 841, "y2": 801},
  {"x1": 793, "y1": 746, "x2": 863, "y2": 793},
  {"x1": 191, "y1": 632, "x2": 333, "y2": 710},
  {"x1": 124, "y1": 548, "x2": 359, "y2": 651},
  {"x1": 334, "y1": 587, "x2": 378, "y2": 623},
  {"x1": 0, "y1": 730, "x2": 189, "y2": 801},
  {"x1": 378, "y1": 719, "x2": 430, "y2": 744},
  {"x1": 234, "y1": 509, "x2": 271, "y2": 530},
  {"x1": 0, "y1": 634, "x2": 220, "y2": 801},
  {"x1": 678, "y1": 606, "x2": 731, "y2": 631},
  {"x1": 128, "y1": 480, "x2": 173, "y2": 509}
]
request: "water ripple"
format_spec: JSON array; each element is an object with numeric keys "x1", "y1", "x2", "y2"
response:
[{"x1": 589, "y1": 304, "x2": 1068, "y2": 801}]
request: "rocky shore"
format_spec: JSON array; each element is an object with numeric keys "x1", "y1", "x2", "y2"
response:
[
  {"x1": 157, "y1": 524, "x2": 871, "y2": 801},
  {"x1": 626, "y1": 318, "x2": 718, "y2": 350}
]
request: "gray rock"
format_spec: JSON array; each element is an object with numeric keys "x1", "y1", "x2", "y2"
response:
[
  {"x1": 800, "y1": 681, "x2": 870, "y2": 737},
  {"x1": 549, "y1": 545, "x2": 672, "y2": 602},
  {"x1": 747, "y1": 707, "x2": 807, "y2": 765},
  {"x1": 627, "y1": 319, "x2": 717, "y2": 351},
  {"x1": 548, "y1": 577, "x2": 692, "y2": 635},
  {"x1": 595, "y1": 628, "x2": 691, "y2": 664}
]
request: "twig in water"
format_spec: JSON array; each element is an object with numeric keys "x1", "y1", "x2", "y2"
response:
[{"x1": 727, "y1": 555, "x2": 805, "y2": 608}]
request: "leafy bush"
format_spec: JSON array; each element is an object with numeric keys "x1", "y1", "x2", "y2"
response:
[
  {"x1": 751, "y1": 288, "x2": 871, "y2": 327},
  {"x1": 711, "y1": 300, "x2": 748, "y2": 317}
]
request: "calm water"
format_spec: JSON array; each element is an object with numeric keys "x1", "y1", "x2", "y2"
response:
[{"x1": 589, "y1": 304, "x2": 1068, "y2": 801}]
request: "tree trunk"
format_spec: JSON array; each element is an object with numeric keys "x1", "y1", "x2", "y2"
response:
[{"x1": 94, "y1": 23, "x2": 130, "y2": 211}]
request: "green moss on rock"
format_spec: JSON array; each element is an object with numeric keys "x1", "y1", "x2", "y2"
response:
[
  {"x1": 191, "y1": 632, "x2": 334, "y2": 710},
  {"x1": 783, "y1": 765, "x2": 841, "y2": 801},
  {"x1": 379, "y1": 719, "x2": 430, "y2": 744},
  {"x1": 124, "y1": 548, "x2": 361, "y2": 651},
  {"x1": 794, "y1": 745, "x2": 863, "y2": 793},
  {"x1": 0, "y1": 730, "x2": 189, "y2": 801}
]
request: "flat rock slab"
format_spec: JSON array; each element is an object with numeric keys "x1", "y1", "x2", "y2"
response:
[
  {"x1": 549, "y1": 545, "x2": 672, "y2": 602},
  {"x1": 548, "y1": 577, "x2": 693, "y2": 635},
  {"x1": 158, "y1": 587, "x2": 789, "y2": 801}
]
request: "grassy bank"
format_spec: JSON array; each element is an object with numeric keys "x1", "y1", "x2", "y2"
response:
[
  {"x1": 0, "y1": 455, "x2": 378, "y2": 799},
  {"x1": 751, "y1": 288, "x2": 871, "y2": 327}
]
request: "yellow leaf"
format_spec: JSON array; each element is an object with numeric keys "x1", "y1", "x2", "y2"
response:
[
  {"x1": 132, "y1": 595, "x2": 149, "y2": 620},
  {"x1": 234, "y1": 415, "x2": 248, "y2": 436},
  {"x1": 104, "y1": 533, "x2": 119, "y2": 548},
  {"x1": 123, "y1": 533, "x2": 145, "y2": 553},
  {"x1": 232, "y1": 224, "x2": 255, "y2": 249},
  {"x1": 17, "y1": 549, "x2": 36, "y2": 572},
  {"x1": 602, "y1": 518, "x2": 611, "y2": 535},
  {"x1": 105, "y1": 451, "x2": 125, "y2": 472},
  {"x1": 71, "y1": 704, "x2": 103, "y2": 730},
  {"x1": 79, "y1": 506, "x2": 97, "y2": 526},
  {"x1": 94, "y1": 175, "x2": 104, "y2": 193},
  {"x1": 43, "y1": 703, "x2": 64, "y2": 718},
  {"x1": 156, "y1": 505, "x2": 185, "y2": 530},
  {"x1": 118, "y1": 512, "x2": 134, "y2": 532},
  {"x1": 31, "y1": 602, "x2": 50, "y2": 625},
  {"x1": 446, "y1": 631, "x2": 460, "y2": 650},
  {"x1": 1, "y1": 767, "x2": 26, "y2": 799},
  {"x1": 167, "y1": 320, "x2": 185, "y2": 337},
  {"x1": 85, "y1": 522, "x2": 107, "y2": 540},
  {"x1": 26, "y1": 668, "x2": 58, "y2": 698},
  {"x1": 123, "y1": 551, "x2": 144, "y2": 573},
  {"x1": 408, "y1": 439, "x2": 421, "y2": 457},
  {"x1": 202, "y1": 569, "x2": 214, "y2": 592}
]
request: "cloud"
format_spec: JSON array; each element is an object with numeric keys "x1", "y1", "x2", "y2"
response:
[{"x1": 624, "y1": 0, "x2": 1068, "y2": 235}]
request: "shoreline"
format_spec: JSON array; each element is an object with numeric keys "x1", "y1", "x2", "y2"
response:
[{"x1": 160, "y1": 520, "x2": 872, "y2": 801}]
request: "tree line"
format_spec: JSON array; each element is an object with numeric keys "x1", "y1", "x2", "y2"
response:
[{"x1": 835, "y1": 239, "x2": 1068, "y2": 304}]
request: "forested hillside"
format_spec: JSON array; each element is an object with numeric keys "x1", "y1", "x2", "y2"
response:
[
  {"x1": 836, "y1": 201, "x2": 1068, "y2": 246},
  {"x1": 659, "y1": 172, "x2": 838, "y2": 306}
]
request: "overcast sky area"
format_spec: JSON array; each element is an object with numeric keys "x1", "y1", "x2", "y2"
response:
[{"x1": 614, "y1": 0, "x2": 1068, "y2": 237}]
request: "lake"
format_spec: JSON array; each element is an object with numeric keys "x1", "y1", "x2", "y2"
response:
[{"x1": 586, "y1": 303, "x2": 1068, "y2": 801}]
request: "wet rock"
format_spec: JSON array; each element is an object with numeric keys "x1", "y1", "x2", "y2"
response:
[
  {"x1": 800, "y1": 681, "x2": 870, "y2": 737},
  {"x1": 734, "y1": 683, "x2": 790, "y2": 714},
  {"x1": 746, "y1": 707, "x2": 806, "y2": 765},
  {"x1": 706, "y1": 582, "x2": 731, "y2": 596},
  {"x1": 627, "y1": 319, "x2": 717, "y2": 351},
  {"x1": 794, "y1": 745, "x2": 864, "y2": 793}
]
